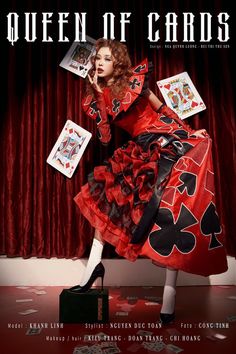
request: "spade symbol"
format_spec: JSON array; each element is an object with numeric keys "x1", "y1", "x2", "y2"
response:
[
  {"x1": 201, "y1": 202, "x2": 222, "y2": 249},
  {"x1": 177, "y1": 172, "x2": 196, "y2": 196}
]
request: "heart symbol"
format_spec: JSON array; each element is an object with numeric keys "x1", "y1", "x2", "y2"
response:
[
  {"x1": 164, "y1": 84, "x2": 170, "y2": 90},
  {"x1": 200, "y1": 102, "x2": 203, "y2": 105},
  {"x1": 122, "y1": 91, "x2": 132, "y2": 104},
  {"x1": 191, "y1": 101, "x2": 198, "y2": 108}
]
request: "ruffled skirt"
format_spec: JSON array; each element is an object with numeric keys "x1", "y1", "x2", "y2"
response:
[{"x1": 74, "y1": 133, "x2": 228, "y2": 276}]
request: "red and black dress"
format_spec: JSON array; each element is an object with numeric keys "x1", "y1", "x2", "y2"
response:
[{"x1": 74, "y1": 59, "x2": 228, "y2": 277}]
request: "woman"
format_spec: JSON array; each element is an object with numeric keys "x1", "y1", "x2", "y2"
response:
[{"x1": 71, "y1": 39, "x2": 228, "y2": 324}]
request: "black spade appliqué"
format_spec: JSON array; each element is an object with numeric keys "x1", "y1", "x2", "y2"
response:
[
  {"x1": 177, "y1": 172, "x2": 197, "y2": 196},
  {"x1": 149, "y1": 204, "x2": 197, "y2": 256},
  {"x1": 201, "y1": 202, "x2": 222, "y2": 249}
]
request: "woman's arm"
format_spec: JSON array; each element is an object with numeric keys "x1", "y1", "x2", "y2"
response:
[
  {"x1": 145, "y1": 89, "x2": 208, "y2": 138},
  {"x1": 87, "y1": 73, "x2": 111, "y2": 145},
  {"x1": 144, "y1": 89, "x2": 163, "y2": 111}
]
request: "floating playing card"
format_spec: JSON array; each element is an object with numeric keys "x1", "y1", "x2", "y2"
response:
[
  {"x1": 60, "y1": 35, "x2": 96, "y2": 78},
  {"x1": 47, "y1": 120, "x2": 92, "y2": 178},
  {"x1": 157, "y1": 72, "x2": 206, "y2": 119}
]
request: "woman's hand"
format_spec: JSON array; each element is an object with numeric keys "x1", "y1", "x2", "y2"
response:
[
  {"x1": 88, "y1": 72, "x2": 103, "y2": 93},
  {"x1": 190, "y1": 129, "x2": 209, "y2": 138}
]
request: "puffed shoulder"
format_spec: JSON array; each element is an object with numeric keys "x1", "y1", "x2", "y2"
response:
[{"x1": 82, "y1": 58, "x2": 152, "y2": 120}]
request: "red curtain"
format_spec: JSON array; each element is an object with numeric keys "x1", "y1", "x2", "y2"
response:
[{"x1": 0, "y1": 0, "x2": 235, "y2": 258}]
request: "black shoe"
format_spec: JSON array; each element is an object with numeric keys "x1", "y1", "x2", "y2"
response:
[
  {"x1": 159, "y1": 312, "x2": 175, "y2": 325},
  {"x1": 69, "y1": 262, "x2": 105, "y2": 293}
]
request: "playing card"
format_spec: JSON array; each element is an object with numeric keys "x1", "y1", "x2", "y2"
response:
[
  {"x1": 16, "y1": 299, "x2": 33, "y2": 303},
  {"x1": 166, "y1": 343, "x2": 184, "y2": 353},
  {"x1": 142, "y1": 341, "x2": 166, "y2": 352},
  {"x1": 227, "y1": 296, "x2": 236, "y2": 300},
  {"x1": 35, "y1": 290, "x2": 47, "y2": 295},
  {"x1": 27, "y1": 288, "x2": 39, "y2": 293},
  {"x1": 100, "y1": 342, "x2": 118, "y2": 348},
  {"x1": 116, "y1": 303, "x2": 135, "y2": 312},
  {"x1": 115, "y1": 311, "x2": 129, "y2": 316},
  {"x1": 213, "y1": 333, "x2": 227, "y2": 340},
  {"x1": 103, "y1": 348, "x2": 121, "y2": 354},
  {"x1": 26, "y1": 328, "x2": 42, "y2": 335},
  {"x1": 157, "y1": 72, "x2": 206, "y2": 119},
  {"x1": 226, "y1": 315, "x2": 236, "y2": 322},
  {"x1": 144, "y1": 302, "x2": 159, "y2": 306},
  {"x1": 89, "y1": 344, "x2": 103, "y2": 354},
  {"x1": 47, "y1": 120, "x2": 92, "y2": 178},
  {"x1": 18, "y1": 309, "x2": 38, "y2": 315},
  {"x1": 73, "y1": 346, "x2": 89, "y2": 354},
  {"x1": 60, "y1": 35, "x2": 96, "y2": 78}
]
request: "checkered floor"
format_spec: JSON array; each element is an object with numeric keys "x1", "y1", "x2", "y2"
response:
[{"x1": 0, "y1": 285, "x2": 235, "y2": 354}]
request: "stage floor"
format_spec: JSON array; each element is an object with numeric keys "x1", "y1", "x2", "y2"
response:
[{"x1": 0, "y1": 285, "x2": 235, "y2": 354}]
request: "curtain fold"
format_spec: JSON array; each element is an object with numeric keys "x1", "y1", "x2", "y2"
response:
[{"x1": 0, "y1": 0, "x2": 235, "y2": 258}]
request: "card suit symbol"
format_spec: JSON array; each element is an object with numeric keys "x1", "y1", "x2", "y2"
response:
[
  {"x1": 160, "y1": 116, "x2": 173, "y2": 124},
  {"x1": 149, "y1": 204, "x2": 197, "y2": 256},
  {"x1": 164, "y1": 84, "x2": 170, "y2": 90},
  {"x1": 79, "y1": 65, "x2": 84, "y2": 71},
  {"x1": 159, "y1": 85, "x2": 163, "y2": 88},
  {"x1": 201, "y1": 202, "x2": 222, "y2": 249},
  {"x1": 65, "y1": 162, "x2": 70, "y2": 169},
  {"x1": 122, "y1": 91, "x2": 132, "y2": 104},
  {"x1": 191, "y1": 101, "x2": 198, "y2": 108},
  {"x1": 200, "y1": 102, "x2": 203, "y2": 105},
  {"x1": 177, "y1": 172, "x2": 196, "y2": 196}
]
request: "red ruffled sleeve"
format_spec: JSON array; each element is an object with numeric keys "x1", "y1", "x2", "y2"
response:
[{"x1": 82, "y1": 93, "x2": 111, "y2": 145}]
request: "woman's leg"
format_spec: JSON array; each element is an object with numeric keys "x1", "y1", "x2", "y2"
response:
[
  {"x1": 79, "y1": 229, "x2": 105, "y2": 286},
  {"x1": 160, "y1": 268, "x2": 178, "y2": 315}
]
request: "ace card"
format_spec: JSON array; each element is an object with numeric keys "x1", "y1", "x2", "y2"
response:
[
  {"x1": 47, "y1": 120, "x2": 92, "y2": 178},
  {"x1": 157, "y1": 72, "x2": 206, "y2": 119}
]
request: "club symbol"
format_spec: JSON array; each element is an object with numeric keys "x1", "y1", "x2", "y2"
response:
[
  {"x1": 149, "y1": 204, "x2": 197, "y2": 256},
  {"x1": 112, "y1": 98, "x2": 121, "y2": 113}
]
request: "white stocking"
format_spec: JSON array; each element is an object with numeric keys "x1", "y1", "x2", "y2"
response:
[
  {"x1": 79, "y1": 238, "x2": 104, "y2": 287},
  {"x1": 161, "y1": 268, "x2": 178, "y2": 314}
]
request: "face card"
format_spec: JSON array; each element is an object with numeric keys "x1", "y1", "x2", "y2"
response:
[
  {"x1": 60, "y1": 34, "x2": 96, "y2": 78},
  {"x1": 47, "y1": 120, "x2": 92, "y2": 178},
  {"x1": 157, "y1": 72, "x2": 206, "y2": 119}
]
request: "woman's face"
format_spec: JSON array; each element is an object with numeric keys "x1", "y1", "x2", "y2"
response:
[{"x1": 95, "y1": 47, "x2": 114, "y2": 80}]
